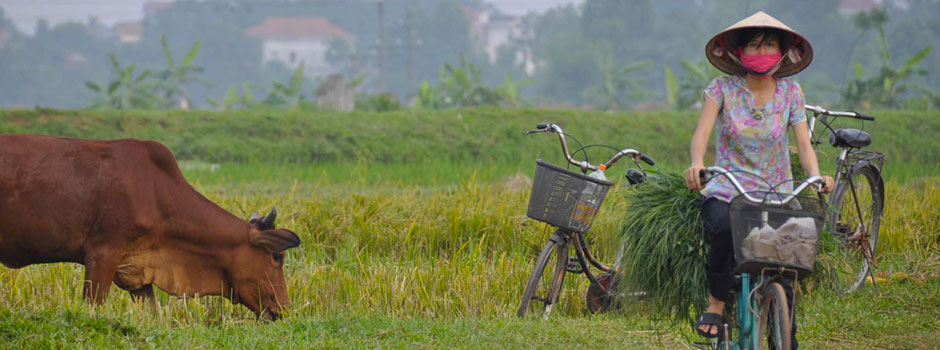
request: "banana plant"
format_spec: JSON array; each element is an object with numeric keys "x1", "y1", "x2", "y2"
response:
[
  {"x1": 675, "y1": 59, "x2": 722, "y2": 110},
  {"x1": 262, "y1": 63, "x2": 307, "y2": 110},
  {"x1": 155, "y1": 34, "x2": 206, "y2": 109},
  {"x1": 85, "y1": 53, "x2": 161, "y2": 109},
  {"x1": 207, "y1": 83, "x2": 260, "y2": 110},
  {"x1": 842, "y1": 46, "x2": 931, "y2": 109},
  {"x1": 582, "y1": 42, "x2": 652, "y2": 111},
  {"x1": 841, "y1": 9, "x2": 932, "y2": 108},
  {"x1": 415, "y1": 59, "x2": 524, "y2": 108},
  {"x1": 496, "y1": 72, "x2": 532, "y2": 107},
  {"x1": 413, "y1": 80, "x2": 439, "y2": 108}
]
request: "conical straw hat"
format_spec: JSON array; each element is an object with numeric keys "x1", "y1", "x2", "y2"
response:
[{"x1": 705, "y1": 11, "x2": 813, "y2": 78}]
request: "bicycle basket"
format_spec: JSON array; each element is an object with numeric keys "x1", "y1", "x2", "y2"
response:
[
  {"x1": 526, "y1": 159, "x2": 613, "y2": 233},
  {"x1": 728, "y1": 191, "x2": 827, "y2": 277}
]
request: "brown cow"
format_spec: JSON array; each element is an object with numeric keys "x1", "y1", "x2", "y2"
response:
[{"x1": 0, "y1": 134, "x2": 300, "y2": 320}]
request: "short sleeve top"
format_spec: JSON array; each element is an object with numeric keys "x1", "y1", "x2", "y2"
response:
[{"x1": 700, "y1": 75, "x2": 807, "y2": 203}]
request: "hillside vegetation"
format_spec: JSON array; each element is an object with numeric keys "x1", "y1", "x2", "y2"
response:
[{"x1": 1, "y1": 108, "x2": 937, "y2": 181}]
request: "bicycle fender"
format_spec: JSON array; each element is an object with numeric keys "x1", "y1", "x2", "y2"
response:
[{"x1": 848, "y1": 161, "x2": 885, "y2": 204}]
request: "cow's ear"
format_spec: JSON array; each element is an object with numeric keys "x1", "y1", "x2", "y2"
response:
[{"x1": 250, "y1": 229, "x2": 300, "y2": 253}]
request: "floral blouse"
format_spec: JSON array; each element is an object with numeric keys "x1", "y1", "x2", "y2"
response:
[{"x1": 700, "y1": 75, "x2": 807, "y2": 203}]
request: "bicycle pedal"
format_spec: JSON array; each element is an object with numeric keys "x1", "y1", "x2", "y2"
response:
[{"x1": 565, "y1": 257, "x2": 584, "y2": 274}]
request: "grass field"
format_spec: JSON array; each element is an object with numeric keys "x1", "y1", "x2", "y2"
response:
[{"x1": 1, "y1": 108, "x2": 938, "y2": 349}]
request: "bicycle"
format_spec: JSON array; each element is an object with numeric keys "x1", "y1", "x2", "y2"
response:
[
  {"x1": 516, "y1": 123, "x2": 655, "y2": 318},
  {"x1": 693, "y1": 167, "x2": 827, "y2": 350},
  {"x1": 804, "y1": 105, "x2": 885, "y2": 293}
]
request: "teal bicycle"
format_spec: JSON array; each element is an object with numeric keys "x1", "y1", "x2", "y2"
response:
[{"x1": 694, "y1": 167, "x2": 827, "y2": 350}]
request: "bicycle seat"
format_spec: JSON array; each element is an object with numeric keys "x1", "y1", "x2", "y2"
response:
[{"x1": 829, "y1": 128, "x2": 871, "y2": 148}]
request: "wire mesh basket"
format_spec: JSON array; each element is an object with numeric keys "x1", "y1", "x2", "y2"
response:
[
  {"x1": 728, "y1": 191, "x2": 827, "y2": 277},
  {"x1": 526, "y1": 159, "x2": 613, "y2": 233}
]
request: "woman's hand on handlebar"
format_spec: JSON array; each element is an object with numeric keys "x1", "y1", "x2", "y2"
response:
[
  {"x1": 684, "y1": 165, "x2": 706, "y2": 191},
  {"x1": 819, "y1": 175, "x2": 835, "y2": 193}
]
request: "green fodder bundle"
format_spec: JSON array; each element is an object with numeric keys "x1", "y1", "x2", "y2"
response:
[{"x1": 612, "y1": 171, "x2": 707, "y2": 324}]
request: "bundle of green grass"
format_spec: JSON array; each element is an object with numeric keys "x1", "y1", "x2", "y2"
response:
[
  {"x1": 612, "y1": 171, "x2": 708, "y2": 324},
  {"x1": 612, "y1": 163, "x2": 835, "y2": 325}
]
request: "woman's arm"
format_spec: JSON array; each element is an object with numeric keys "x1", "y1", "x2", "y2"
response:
[
  {"x1": 685, "y1": 98, "x2": 720, "y2": 191},
  {"x1": 792, "y1": 121, "x2": 835, "y2": 192}
]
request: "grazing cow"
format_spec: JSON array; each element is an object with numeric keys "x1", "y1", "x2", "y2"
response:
[{"x1": 0, "y1": 134, "x2": 301, "y2": 320}]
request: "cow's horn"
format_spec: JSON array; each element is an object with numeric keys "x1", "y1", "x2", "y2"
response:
[
  {"x1": 249, "y1": 211, "x2": 260, "y2": 222},
  {"x1": 261, "y1": 207, "x2": 277, "y2": 229}
]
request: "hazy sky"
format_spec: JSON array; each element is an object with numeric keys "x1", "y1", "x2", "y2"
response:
[{"x1": 0, "y1": 0, "x2": 585, "y2": 35}]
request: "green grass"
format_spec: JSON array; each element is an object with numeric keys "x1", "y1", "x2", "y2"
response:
[
  {"x1": 2, "y1": 108, "x2": 938, "y2": 182},
  {"x1": 2, "y1": 107, "x2": 939, "y2": 348},
  {"x1": 2, "y1": 175, "x2": 937, "y2": 349}
]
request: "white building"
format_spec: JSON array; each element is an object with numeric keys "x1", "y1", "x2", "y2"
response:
[
  {"x1": 113, "y1": 21, "x2": 143, "y2": 44},
  {"x1": 464, "y1": 7, "x2": 534, "y2": 75},
  {"x1": 245, "y1": 17, "x2": 355, "y2": 78}
]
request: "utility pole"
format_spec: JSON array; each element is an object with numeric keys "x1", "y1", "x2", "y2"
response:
[
  {"x1": 378, "y1": 0, "x2": 386, "y2": 92},
  {"x1": 405, "y1": 10, "x2": 413, "y2": 91}
]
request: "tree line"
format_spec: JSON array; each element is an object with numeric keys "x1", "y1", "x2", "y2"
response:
[{"x1": 0, "y1": 0, "x2": 938, "y2": 111}]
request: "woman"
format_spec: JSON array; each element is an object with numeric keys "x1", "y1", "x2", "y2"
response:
[{"x1": 683, "y1": 12, "x2": 835, "y2": 341}]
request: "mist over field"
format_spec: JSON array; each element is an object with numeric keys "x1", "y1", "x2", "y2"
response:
[{"x1": 0, "y1": 0, "x2": 938, "y2": 110}]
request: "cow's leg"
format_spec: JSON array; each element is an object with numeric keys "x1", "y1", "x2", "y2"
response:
[
  {"x1": 129, "y1": 285, "x2": 157, "y2": 311},
  {"x1": 82, "y1": 254, "x2": 120, "y2": 305}
]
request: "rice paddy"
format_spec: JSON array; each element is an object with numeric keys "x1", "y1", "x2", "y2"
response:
[{"x1": 1, "y1": 108, "x2": 938, "y2": 348}]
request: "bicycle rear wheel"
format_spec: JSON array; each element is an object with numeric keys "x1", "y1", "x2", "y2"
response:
[
  {"x1": 758, "y1": 282, "x2": 792, "y2": 350},
  {"x1": 517, "y1": 229, "x2": 569, "y2": 318},
  {"x1": 824, "y1": 163, "x2": 884, "y2": 293}
]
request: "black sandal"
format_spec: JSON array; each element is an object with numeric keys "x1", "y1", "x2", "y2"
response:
[{"x1": 695, "y1": 312, "x2": 723, "y2": 338}]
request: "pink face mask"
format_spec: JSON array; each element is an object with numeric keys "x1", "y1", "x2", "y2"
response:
[{"x1": 740, "y1": 53, "x2": 783, "y2": 77}]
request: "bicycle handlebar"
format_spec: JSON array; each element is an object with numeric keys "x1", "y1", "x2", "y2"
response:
[
  {"x1": 804, "y1": 104, "x2": 875, "y2": 121},
  {"x1": 526, "y1": 123, "x2": 655, "y2": 172},
  {"x1": 699, "y1": 166, "x2": 824, "y2": 205}
]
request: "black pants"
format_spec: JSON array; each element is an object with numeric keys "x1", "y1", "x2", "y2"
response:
[
  {"x1": 702, "y1": 197, "x2": 736, "y2": 303},
  {"x1": 701, "y1": 197, "x2": 798, "y2": 348}
]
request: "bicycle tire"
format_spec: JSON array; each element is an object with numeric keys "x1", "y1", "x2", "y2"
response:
[
  {"x1": 825, "y1": 163, "x2": 884, "y2": 293},
  {"x1": 517, "y1": 229, "x2": 569, "y2": 318},
  {"x1": 758, "y1": 282, "x2": 792, "y2": 350}
]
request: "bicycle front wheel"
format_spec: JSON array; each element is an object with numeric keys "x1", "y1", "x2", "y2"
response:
[
  {"x1": 758, "y1": 282, "x2": 792, "y2": 350},
  {"x1": 517, "y1": 229, "x2": 569, "y2": 318},
  {"x1": 825, "y1": 163, "x2": 884, "y2": 293}
]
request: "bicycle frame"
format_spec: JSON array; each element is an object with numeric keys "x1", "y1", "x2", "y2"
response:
[
  {"x1": 720, "y1": 268, "x2": 799, "y2": 350},
  {"x1": 804, "y1": 105, "x2": 883, "y2": 273},
  {"x1": 562, "y1": 228, "x2": 616, "y2": 292}
]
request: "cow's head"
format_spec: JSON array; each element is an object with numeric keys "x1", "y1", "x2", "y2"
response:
[{"x1": 228, "y1": 207, "x2": 300, "y2": 320}]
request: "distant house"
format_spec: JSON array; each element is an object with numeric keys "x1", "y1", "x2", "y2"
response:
[
  {"x1": 245, "y1": 17, "x2": 355, "y2": 78},
  {"x1": 144, "y1": 1, "x2": 175, "y2": 17},
  {"x1": 114, "y1": 22, "x2": 143, "y2": 44},
  {"x1": 463, "y1": 6, "x2": 534, "y2": 75}
]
